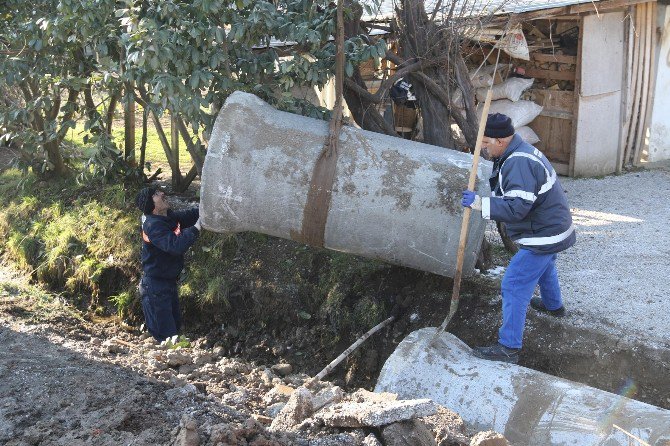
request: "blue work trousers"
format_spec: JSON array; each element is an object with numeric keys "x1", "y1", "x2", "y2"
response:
[
  {"x1": 499, "y1": 249, "x2": 563, "y2": 349},
  {"x1": 140, "y1": 276, "x2": 181, "y2": 341}
]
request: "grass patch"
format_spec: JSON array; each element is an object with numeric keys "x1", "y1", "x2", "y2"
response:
[
  {"x1": 180, "y1": 232, "x2": 239, "y2": 313},
  {"x1": 0, "y1": 281, "x2": 84, "y2": 324},
  {"x1": 0, "y1": 169, "x2": 140, "y2": 315}
]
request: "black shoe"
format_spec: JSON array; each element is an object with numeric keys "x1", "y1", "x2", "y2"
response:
[
  {"x1": 472, "y1": 343, "x2": 519, "y2": 364},
  {"x1": 530, "y1": 297, "x2": 566, "y2": 318}
]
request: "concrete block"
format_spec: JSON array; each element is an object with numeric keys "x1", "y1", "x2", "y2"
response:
[
  {"x1": 316, "y1": 399, "x2": 438, "y2": 427},
  {"x1": 269, "y1": 387, "x2": 314, "y2": 431},
  {"x1": 382, "y1": 419, "x2": 438, "y2": 446}
]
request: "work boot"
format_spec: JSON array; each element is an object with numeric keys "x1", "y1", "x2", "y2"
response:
[
  {"x1": 472, "y1": 343, "x2": 519, "y2": 364},
  {"x1": 530, "y1": 297, "x2": 566, "y2": 318}
]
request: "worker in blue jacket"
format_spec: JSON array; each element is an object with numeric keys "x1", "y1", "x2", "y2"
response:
[
  {"x1": 462, "y1": 113, "x2": 576, "y2": 363},
  {"x1": 135, "y1": 187, "x2": 201, "y2": 341}
]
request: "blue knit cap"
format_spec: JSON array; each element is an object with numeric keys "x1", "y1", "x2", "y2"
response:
[{"x1": 485, "y1": 113, "x2": 515, "y2": 138}]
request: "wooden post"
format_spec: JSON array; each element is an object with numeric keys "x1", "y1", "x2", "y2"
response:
[
  {"x1": 617, "y1": 7, "x2": 635, "y2": 174},
  {"x1": 633, "y1": 2, "x2": 652, "y2": 166},
  {"x1": 623, "y1": 5, "x2": 643, "y2": 166},
  {"x1": 568, "y1": 18, "x2": 584, "y2": 178},
  {"x1": 635, "y1": 2, "x2": 657, "y2": 166}
]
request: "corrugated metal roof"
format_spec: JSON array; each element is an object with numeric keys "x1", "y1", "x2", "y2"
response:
[{"x1": 365, "y1": 0, "x2": 604, "y2": 20}]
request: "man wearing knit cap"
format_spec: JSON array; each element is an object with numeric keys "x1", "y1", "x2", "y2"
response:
[
  {"x1": 135, "y1": 186, "x2": 202, "y2": 341},
  {"x1": 461, "y1": 113, "x2": 576, "y2": 363}
]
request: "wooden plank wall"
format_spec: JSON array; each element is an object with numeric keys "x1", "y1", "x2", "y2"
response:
[{"x1": 528, "y1": 89, "x2": 574, "y2": 173}]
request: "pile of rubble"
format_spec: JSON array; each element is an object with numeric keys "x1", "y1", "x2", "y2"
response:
[
  {"x1": 104, "y1": 333, "x2": 510, "y2": 446},
  {"x1": 1, "y1": 288, "x2": 510, "y2": 446}
]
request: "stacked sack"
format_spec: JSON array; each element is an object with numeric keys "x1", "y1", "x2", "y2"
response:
[{"x1": 474, "y1": 65, "x2": 542, "y2": 144}]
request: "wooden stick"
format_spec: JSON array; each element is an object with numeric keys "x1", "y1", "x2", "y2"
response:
[
  {"x1": 434, "y1": 88, "x2": 493, "y2": 337},
  {"x1": 612, "y1": 424, "x2": 651, "y2": 446},
  {"x1": 618, "y1": 7, "x2": 635, "y2": 173},
  {"x1": 623, "y1": 5, "x2": 639, "y2": 165},
  {"x1": 633, "y1": 3, "x2": 651, "y2": 166},
  {"x1": 624, "y1": 5, "x2": 644, "y2": 165},
  {"x1": 568, "y1": 19, "x2": 584, "y2": 177},
  {"x1": 305, "y1": 316, "x2": 395, "y2": 387},
  {"x1": 635, "y1": 1, "x2": 657, "y2": 166}
]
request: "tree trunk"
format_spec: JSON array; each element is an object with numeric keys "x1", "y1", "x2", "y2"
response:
[
  {"x1": 342, "y1": 1, "x2": 397, "y2": 136},
  {"x1": 399, "y1": 0, "x2": 455, "y2": 148},
  {"x1": 124, "y1": 83, "x2": 136, "y2": 165},
  {"x1": 44, "y1": 140, "x2": 68, "y2": 176},
  {"x1": 342, "y1": 70, "x2": 397, "y2": 136},
  {"x1": 106, "y1": 90, "x2": 120, "y2": 134}
]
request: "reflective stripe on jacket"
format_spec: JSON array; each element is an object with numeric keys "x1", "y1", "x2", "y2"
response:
[{"x1": 481, "y1": 134, "x2": 576, "y2": 254}]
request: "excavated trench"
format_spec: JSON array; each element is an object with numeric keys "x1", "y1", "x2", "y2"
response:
[
  {"x1": 185, "y1": 259, "x2": 670, "y2": 413},
  {"x1": 448, "y1": 292, "x2": 670, "y2": 411}
]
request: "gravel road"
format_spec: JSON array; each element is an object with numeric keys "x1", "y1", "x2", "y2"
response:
[{"x1": 551, "y1": 165, "x2": 670, "y2": 348}]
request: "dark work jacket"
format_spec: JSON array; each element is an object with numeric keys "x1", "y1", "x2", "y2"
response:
[
  {"x1": 481, "y1": 134, "x2": 576, "y2": 254},
  {"x1": 140, "y1": 208, "x2": 200, "y2": 280}
]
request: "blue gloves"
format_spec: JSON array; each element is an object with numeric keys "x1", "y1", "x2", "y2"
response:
[{"x1": 461, "y1": 190, "x2": 482, "y2": 210}]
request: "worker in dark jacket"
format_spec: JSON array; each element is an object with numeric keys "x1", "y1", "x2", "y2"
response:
[
  {"x1": 135, "y1": 187, "x2": 201, "y2": 341},
  {"x1": 461, "y1": 113, "x2": 576, "y2": 363}
]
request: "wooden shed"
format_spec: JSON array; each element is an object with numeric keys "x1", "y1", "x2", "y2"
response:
[
  {"x1": 478, "y1": 0, "x2": 660, "y2": 176},
  {"x1": 364, "y1": 0, "x2": 664, "y2": 176}
]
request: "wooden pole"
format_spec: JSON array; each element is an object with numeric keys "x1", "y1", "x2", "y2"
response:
[
  {"x1": 635, "y1": 1, "x2": 657, "y2": 166},
  {"x1": 633, "y1": 2, "x2": 651, "y2": 166},
  {"x1": 305, "y1": 316, "x2": 394, "y2": 387},
  {"x1": 434, "y1": 88, "x2": 493, "y2": 337},
  {"x1": 624, "y1": 4, "x2": 644, "y2": 166},
  {"x1": 617, "y1": 7, "x2": 635, "y2": 173}
]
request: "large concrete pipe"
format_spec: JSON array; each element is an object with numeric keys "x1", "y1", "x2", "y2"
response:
[
  {"x1": 375, "y1": 328, "x2": 670, "y2": 446},
  {"x1": 200, "y1": 91, "x2": 492, "y2": 278}
]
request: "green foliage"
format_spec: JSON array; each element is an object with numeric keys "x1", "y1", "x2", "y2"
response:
[
  {"x1": 0, "y1": 170, "x2": 139, "y2": 311},
  {"x1": 109, "y1": 291, "x2": 135, "y2": 318},
  {"x1": 2, "y1": 0, "x2": 386, "y2": 179},
  {"x1": 180, "y1": 232, "x2": 238, "y2": 311},
  {"x1": 119, "y1": 0, "x2": 385, "y2": 143},
  {"x1": 161, "y1": 334, "x2": 191, "y2": 349},
  {"x1": 0, "y1": 0, "x2": 121, "y2": 175},
  {"x1": 67, "y1": 116, "x2": 194, "y2": 177}
]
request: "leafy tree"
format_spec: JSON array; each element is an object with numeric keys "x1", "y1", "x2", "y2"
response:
[
  {"x1": 118, "y1": 0, "x2": 387, "y2": 173},
  {"x1": 1, "y1": 0, "x2": 488, "y2": 180},
  {"x1": 0, "y1": 0, "x2": 121, "y2": 176}
]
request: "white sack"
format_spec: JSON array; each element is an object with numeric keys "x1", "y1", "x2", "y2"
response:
[
  {"x1": 498, "y1": 25, "x2": 530, "y2": 61},
  {"x1": 516, "y1": 126, "x2": 540, "y2": 144},
  {"x1": 479, "y1": 99, "x2": 543, "y2": 128},
  {"x1": 476, "y1": 77, "x2": 534, "y2": 102}
]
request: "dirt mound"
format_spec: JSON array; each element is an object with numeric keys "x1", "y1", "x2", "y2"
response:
[{"x1": 0, "y1": 285, "x2": 504, "y2": 445}]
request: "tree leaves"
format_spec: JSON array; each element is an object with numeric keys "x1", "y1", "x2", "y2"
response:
[{"x1": 1, "y1": 0, "x2": 388, "y2": 178}]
